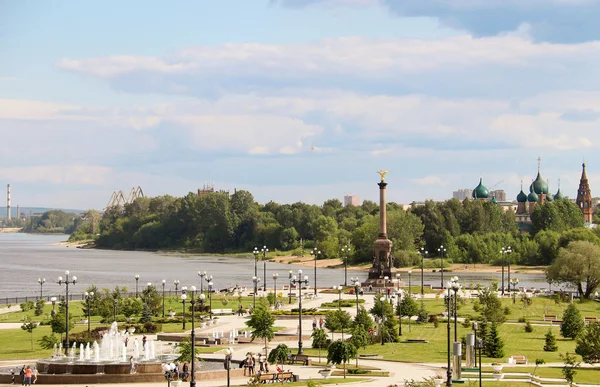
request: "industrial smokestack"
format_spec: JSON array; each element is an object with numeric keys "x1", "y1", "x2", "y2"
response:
[
  {"x1": 6, "y1": 184, "x2": 11, "y2": 221},
  {"x1": 16, "y1": 205, "x2": 19, "y2": 220}
]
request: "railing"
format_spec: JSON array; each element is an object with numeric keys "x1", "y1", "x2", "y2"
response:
[{"x1": 0, "y1": 290, "x2": 187, "y2": 305}]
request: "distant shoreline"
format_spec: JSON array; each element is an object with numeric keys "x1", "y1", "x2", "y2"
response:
[{"x1": 0, "y1": 228, "x2": 22, "y2": 233}]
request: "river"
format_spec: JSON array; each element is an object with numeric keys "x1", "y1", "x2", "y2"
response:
[{"x1": 0, "y1": 233, "x2": 552, "y2": 301}]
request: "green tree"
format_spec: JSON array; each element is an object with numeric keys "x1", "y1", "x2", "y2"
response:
[
  {"x1": 311, "y1": 328, "x2": 328, "y2": 349},
  {"x1": 327, "y1": 340, "x2": 357, "y2": 378},
  {"x1": 398, "y1": 295, "x2": 419, "y2": 321},
  {"x1": 560, "y1": 352, "x2": 580, "y2": 386},
  {"x1": 176, "y1": 336, "x2": 198, "y2": 363},
  {"x1": 544, "y1": 329, "x2": 558, "y2": 352},
  {"x1": 245, "y1": 304, "x2": 275, "y2": 358},
  {"x1": 547, "y1": 241, "x2": 600, "y2": 298},
  {"x1": 349, "y1": 324, "x2": 370, "y2": 367},
  {"x1": 324, "y1": 309, "x2": 352, "y2": 340},
  {"x1": 477, "y1": 287, "x2": 506, "y2": 324},
  {"x1": 561, "y1": 303, "x2": 585, "y2": 339},
  {"x1": 21, "y1": 316, "x2": 38, "y2": 350},
  {"x1": 485, "y1": 322, "x2": 504, "y2": 358},
  {"x1": 369, "y1": 297, "x2": 399, "y2": 343},
  {"x1": 531, "y1": 200, "x2": 585, "y2": 236},
  {"x1": 354, "y1": 306, "x2": 374, "y2": 329},
  {"x1": 575, "y1": 322, "x2": 600, "y2": 364},
  {"x1": 268, "y1": 344, "x2": 291, "y2": 365}
]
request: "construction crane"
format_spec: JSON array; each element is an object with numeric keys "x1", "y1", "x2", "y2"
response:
[
  {"x1": 104, "y1": 186, "x2": 145, "y2": 210},
  {"x1": 489, "y1": 180, "x2": 504, "y2": 191}
]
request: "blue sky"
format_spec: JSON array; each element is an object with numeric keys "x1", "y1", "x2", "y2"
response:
[{"x1": 1, "y1": 0, "x2": 600, "y2": 209}]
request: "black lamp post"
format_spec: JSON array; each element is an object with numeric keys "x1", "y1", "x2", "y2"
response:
[
  {"x1": 134, "y1": 274, "x2": 140, "y2": 298},
  {"x1": 57, "y1": 270, "x2": 77, "y2": 355},
  {"x1": 207, "y1": 281, "x2": 214, "y2": 319},
  {"x1": 506, "y1": 247, "x2": 512, "y2": 296},
  {"x1": 37, "y1": 278, "x2": 45, "y2": 300},
  {"x1": 450, "y1": 276, "x2": 460, "y2": 343},
  {"x1": 437, "y1": 245, "x2": 446, "y2": 289},
  {"x1": 334, "y1": 285, "x2": 342, "y2": 309},
  {"x1": 252, "y1": 276, "x2": 260, "y2": 308},
  {"x1": 173, "y1": 279, "x2": 180, "y2": 296},
  {"x1": 351, "y1": 277, "x2": 360, "y2": 316},
  {"x1": 291, "y1": 270, "x2": 309, "y2": 354},
  {"x1": 84, "y1": 291, "x2": 93, "y2": 334},
  {"x1": 51, "y1": 297, "x2": 57, "y2": 317},
  {"x1": 310, "y1": 248, "x2": 321, "y2": 297},
  {"x1": 511, "y1": 278, "x2": 520, "y2": 303},
  {"x1": 379, "y1": 296, "x2": 387, "y2": 345},
  {"x1": 184, "y1": 286, "x2": 198, "y2": 387},
  {"x1": 262, "y1": 246, "x2": 269, "y2": 292},
  {"x1": 500, "y1": 246, "x2": 511, "y2": 295},
  {"x1": 396, "y1": 291, "x2": 402, "y2": 336},
  {"x1": 161, "y1": 279, "x2": 166, "y2": 318},
  {"x1": 224, "y1": 348, "x2": 233, "y2": 387},
  {"x1": 253, "y1": 247, "x2": 259, "y2": 278},
  {"x1": 341, "y1": 245, "x2": 351, "y2": 287},
  {"x1": 444, "y1": 287, "x2": 452, "y2": 386},
  {"x1": 419, "y1": 248, "x2": 427, "y2": 297},
  {"x1": 273, "y1": 273, "x2": 279, "y2": 308},
  {"x1": 113, "y1": 298, "x2": 118, "y2": 322},
  {"x1": 472, "y1": 322, "x2": 478, "y2": 368},
  {"x1": 204, "y1": 274, "x2": 213, "y2": 297},
  {"x1": 446, "y1": 276, "x2": 461, "y2": 386},
  {"x1": 476, "y1": 338, "x2": 483, "y2": 387},
  {"x1": 408, "y1": 270, "x2": 412, "y2": 296},
  {"x1": 181, "y1": 286, "x2": 188, "y2": 330},
  {"x1": 198, "y1": 271, "x2": 206, "y2": 295},
  {"x1": 288, "y1": 270, "x2": 293, "y2": 304}
]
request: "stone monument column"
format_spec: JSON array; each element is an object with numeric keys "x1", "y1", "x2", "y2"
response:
[{"x1": 366, "y1": 171, "x2": 394, "y2": 282}]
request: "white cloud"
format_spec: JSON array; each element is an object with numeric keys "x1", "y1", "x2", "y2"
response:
[
  {"x1": 0, "y1": 165, "x2": 112, "y2": 185},
  {"x1": 413, "y1": 176, "x2": 447, "y2": 186}
]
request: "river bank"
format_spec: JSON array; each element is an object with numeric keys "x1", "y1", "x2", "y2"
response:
[{"x1": 0, "y1": 228, "x2": 21, "y2": 233}]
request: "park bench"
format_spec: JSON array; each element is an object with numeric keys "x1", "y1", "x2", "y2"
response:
[
  {"x1": 257, "y1": 373, "x2": 276, "y2": 383},
  {"x1": 551, "y1": 320, "x2": 563, "y2": 326},
  {"x1": 288, "y1": 354, "x2": 311, "y2": 365},
  {"x1": 510, "y1": 355, "x2": 528, "y2": 364},
  {"x1": 403, "y1": 339, "x2": 429, "y2": 344},
  {"x1": 584, "y1": 316, "x2": 598, "y2": 324},
  {"x1": 276, "y1": 372, "x2": 294, "y2": 382},
  {"x1": 211, "y1": 308, "x2": 235, "y2": 315},
  {"x1": 543, "y1": 314, "x2": 557, "y2": 321}
]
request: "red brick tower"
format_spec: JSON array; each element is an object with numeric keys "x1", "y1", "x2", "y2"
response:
[{"x1": 576, "y1": 163, "x2": 593, "y2": 224}]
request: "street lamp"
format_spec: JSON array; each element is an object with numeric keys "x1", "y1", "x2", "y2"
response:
[
  {"x1": 419, "y1": 248, "x2": 428, "y2": 297},
  {"x1": 113, "y1": 298, "x2": 118, "y2": 322},
  {"x1": 181, "y1": 286, "x2": 188, "y2": 330},
  {"x1": 384, "y1": 276, "x2": 389, "y2": 300},
  {"x1": 333, "y1": 285, "x2": 342, "y2": 309},
  {"x1": 472, "y1": 322, "x2": 478, "y2": 369},
  {"x1": 173, "y1": 279, "x2": 180, "y2": 296},
  {"x1": 507, "y1": 247, "x2": 513, "y2": 296},
  {"x1": 224, "y1": 347, "x2": 233, "y2": 387},
  {"x1": 273, "y1": 273, "x2": 279, "y2": 308},
  {"x1": 446, "y1": 276, "x2": 461, "y2": 386},
  {"x1": 84, "y1": 291, "x2": 94, "y2": 334},
  {"x1": 208, "y1": 281, "x2": 214, "y2": 319},
  {"x1": 252, "y1": 276, "x2": 261, "y2": 308},
  {"x1": 37, "y1": 278, "x2": 45, "y2": 300},
  {"x1": 203, "y1": 274, "x2": 213, "y2": 304},
  {"x1": 341, "y1": 245, "x2": 351, "y2": 287},
  {"x1": 134, "y1": 274, "x2": 140, "y2": 298},
  {"x1": 290, "y1": 270, "x2": 309, "y2": 354},
  {"x1": 511, "y1": 278, "x2": 520, "y2": 303},
  {"x1": 188, "y1": 286, "x2": 198, "y2": 387},
  {"x1": 500, "y1": 246, "x2": 511, "y2": 295},
  {"x1": 351, "y1": 278, "x2": 360, "y2": 316},
  {"x1": 57, "y1": 270, "x2": 77, "y2": 355},
  {"x1": 50, "y1": 297, "x2": 57, "y2": 317},
  {"x1": 408, "y1": 270, "x2": 412, "y2": 296},
  {"x1": 476, "y1": 338, "x2": 483, "y2": 387},
  {"x1": 162, "y1": 279, "x2": 166, "y2": 317},
  {"x1": 198, "y1": 271, "x2": 206, "y2": 294},
  {"x1": 253, "y1": 247, "x2": 260, "y2": 278},
  {"x1": 437, "y1": 245, "x2": 447, "y2": 289},
  {"x1": 310, "y1": 248, "x2": 321, "y2": 297},
  {"x1": 449, "y1": 276, "x2": 461, "y2": 343},
  {"x1": 379, "y1": 296, "x2": 387, "y2": 345},
  {"x1": 396, "y1": 290, "x2": 402, "y2": 336},
  {"x1": 288, "y1": 270, "x2": 293, "y2": 304},
  {"x1": 262, "y1": 246, "x2": 269, "y2": 292}
]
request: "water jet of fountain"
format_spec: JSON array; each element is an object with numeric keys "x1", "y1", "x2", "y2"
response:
[
  {"x1": 79, "y1": 343, "x2": 84, "y2": 361},
  {"x1": 85, "y1": 343, "x2": 91, "y2": 360},
  {"x1": 93, "y1": 342, "x2": 100, "y2": 362}
]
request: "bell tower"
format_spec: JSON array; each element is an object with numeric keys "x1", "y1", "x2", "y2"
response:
[{"x1": 576, "y1": 162, "x2": 593, "y2": 224}]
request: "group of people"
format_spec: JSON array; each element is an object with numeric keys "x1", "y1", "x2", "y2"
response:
[
  {"x1": 163, "y1": 362, "x2": 190, "y2": 381},
  {"x1": 241, "y1": 352, "x2": 269, "y2": 376},
  {"x1": 312, "y1": 317, "x2": 324, "y2": 330},
  {"x1": 10, "y1": 365, "x2": 37, "y2": 385}
]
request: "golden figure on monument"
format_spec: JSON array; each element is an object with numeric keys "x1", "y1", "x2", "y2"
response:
[{"x1": 377, "y1": 170, "x2": 390, "y2": 182}]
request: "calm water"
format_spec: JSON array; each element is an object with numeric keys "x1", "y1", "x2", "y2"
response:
[{"x1": 0, "y1": 233, "x2": 552, "y2": 299}]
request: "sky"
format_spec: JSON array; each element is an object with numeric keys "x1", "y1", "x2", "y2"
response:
[{"x1": 1, "y1": 0, "x2": 600, "y2": 210}]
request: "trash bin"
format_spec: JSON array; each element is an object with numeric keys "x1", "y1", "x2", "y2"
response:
[{"x1": 293, "y1": 375, "x2": 299, "y2": 382}]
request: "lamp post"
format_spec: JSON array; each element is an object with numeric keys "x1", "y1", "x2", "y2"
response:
[
  {"x1": 384, "y1": 276, "x2": 389, "y2": 300},
  {"x1": 204, "y1": 274, "x2": 213, "y2": 301},
  {"x1": 310, "y1": 248, "x2": 321, "y2": 297},
  {"x1": 506, "y1": 246, "x2": 513, "y2": 297},
  {"x1": 408, "y1": 270, "x2": 412, "y2": 296},
  {"x1": 198, "y1": 271, "x2": 206, "y2": 295},
  {"x1": 224, "y1": 347, "x2": 233, "y2": 387},
  {"x1": 84, "y1": 291, "x2": 93, "y2": 334},
  {"x1": 511, "y1": 278, "x2": 519, "y2": 304},
  {"x1": 188, "y1": 286, "x2": 198, "y2": 387},
  {"x1": 334, "y1": 285, "x2": 342, "y2": 309},
  {"x1": 476, "y1": 338, "x2": 483, "y2": 387},
  {"x1": 450, "y1": 276, "x2": 461, "y2": 343},
  {"x1": 57, "y1": 270, "x2": 77, "y2": 355},
  {"x1": 252, "y1": 276, "x2": 261, "y2": 309},
  {"x1": 419, "y1": 248, "x2": 427, "y2": 297},
  {"x1": 273, "y1": 273, "x2": 279, "y2": 308},
  {"x1": 50, "y1": 297, "x2": 57, "y2": 317},
  {"x1": 161, "y1": 279, "x2": 166, "y2": 317},
  {"x1": 438, "y1": 245, "x2": 447, "y2": 289},
  {"x1": 288, "y1": 270, "x2": 293, "y2": 304},
  {"x1": 37, "y1": 278, "x2": 45, "y2": 300},
  {"x1": 253, "y1": 247, "x2": 259, "y2": 278},
  {"x1": 181, "y1": 286, "x2": 188, "y2": 330},
  {"x1": 291, "y1": 270, "x2": 309, "y2": 354},
  {"x1": 174, "y1": 279, "x2": 180, "y2": 296},
  {"x1": 208, "y1": 281, "x2": 214, "y2": 319},
  {"x1": 351, "y1": 278, "x2": 360, "y2": 316},
  {"x1": 396, "y1": 290, "x2": 402, "y2": 336},
  {"x1": 446, "y1": 276, "x2": 461, "y2": 386},
  {"x1": 472, "y1": 322, "x2": 478, "y2": 368},
  {"x1": 379, "y1": 296, "x2": 386, "y2": 345},
  {"x1": 341, "y1": 245, "x2": 351, "y2": 287},
  {"x1": 134, "y1": 274, "x2": 140, "y2": 298},
  {"x1": 500, "y1": 246, "x2": 511, "y2": 295},
  {"x1": 262, "y1": 246, "x2": 269, "y2": 292},
  {"x1": 113, "y1": 298, "x2": 118, "y2": 322}
]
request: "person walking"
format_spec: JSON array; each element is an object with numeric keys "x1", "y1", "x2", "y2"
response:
[
  {"x1": 142, "y1": 335, "x2": 147, "y2": 351},
  {"x1": 129, "y1": 356, "x2": 136, "y2": 374},
  {"x1": 24, "y1": 366, "x2": 32, "y2": 386},
  {"x1": 319, "y1": 317, "x2": 324, "y2": 329},
  {"x1": 19, "y1": 366, "x2": 25, "y2": 386},
  {"x1": 10, "y1": 369, "x2": 15, "y2": 384},
  {"x1": 32, "y1": 367, "x2": 38, "y2": 384},
  {"x1": 312, "y1": 317, "x2": 317, "y2": 330}
]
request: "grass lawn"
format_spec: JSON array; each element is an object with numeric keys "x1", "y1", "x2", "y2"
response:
[
  {"x1": 230, "y1": 377, "x2": 369, "y2": 387},
  {"x1": 484, "y1": 366, "x2": 600, "y2": 385}
]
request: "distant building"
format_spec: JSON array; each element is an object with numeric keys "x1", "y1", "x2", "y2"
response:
[
  {"x1": 453, "y1": 189, "x2": 471, "y2": 201},
  {"x1": 198, "y1": 183, "x2": 215, "y2": 196},
  {"x1": 490, "y1": 190, "x2": 506, "y2": 201},
  {"x1": 344, "y1": 194, "x2": 360, "y2": 207}
]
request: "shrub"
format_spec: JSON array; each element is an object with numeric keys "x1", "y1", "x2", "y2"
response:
[
  {"x1": 142, "y1": 322, "x2": 162, "y2": 333},
  {"x1": 503, "y1": 306, "x2": 511, "y2": 316},
  {"x1": 544, "y1": 330, "x2": 558, "y2": 352},
  {"x1": 517, "y1": 317, "x2": 527, "y2": 323},
  {"x1": 524, "y1": 321, "x2": 533, "y2": 333},
  {"x1": 561, "y1": 303, "x2": 584, "y2": 339}
]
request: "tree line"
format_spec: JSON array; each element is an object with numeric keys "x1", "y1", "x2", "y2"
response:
[{"x1": 64, "y1": 188, "x2": 598, "y2": 266}]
